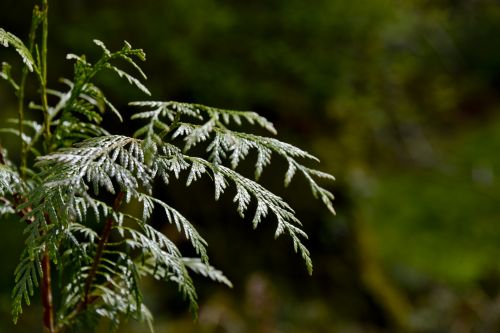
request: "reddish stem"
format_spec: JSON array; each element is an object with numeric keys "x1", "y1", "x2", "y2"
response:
[
  {"x1": 81, "y1": 191, "x2": 125, "y2": 308},
  {"x1": 41, "y1": 250, "x2": 55, "y2": 333}
]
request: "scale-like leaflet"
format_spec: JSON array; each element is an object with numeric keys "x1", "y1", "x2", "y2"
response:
[
  {"x1": 291, "y1": 160, "x2": 336, "y2": 214},
  {"x1": 130, "y1": 101, "x2": 277, "y2": 155},
  {"x1": 130, "y1": 101, "x2": 205, "y2": 153},
  {"x1": 0, "y1": 62, "x2": 19, "y2": 90},
  {"x1": 1, "y1": 118, "x2": 44, "y2": 156},
  {"x1": 11, "y1": 213, "x2": 77, "y2": 321},
  {"x1": 181, "y1": 258, "x2": 233, "y2": 288},
  {"x1": 57, "y1": 248, "x2": 149, "y2": 330},
  {"x1": 61, "y1": 222, "x2": 98, "y2": 265},
  {"x1": 46, "y1": 79, "x2": 116, "y2": 130},
  {"x1": 0, "y1": 28, "x2": 37, "y2": 73}
]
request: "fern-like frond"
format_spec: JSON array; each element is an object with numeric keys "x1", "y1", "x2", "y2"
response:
[
  {"x1": 11, "y1": 251, "x2": 42, "y2": 323},
  {"x1": 189, "y1": 158, "x2": 314, "y2": 274},
  {"x1": 130, "y1": 101, "x2": 276, "y2": 138},
  {"x1": 131, "y1": 101, "x2": 335, "y2": 215},
  {"x1": 128, "y1": 101, "x2": 335, "y2": 273},
  {"x1": 184, "y1": 126, "x2": 335, "y2": 214}
]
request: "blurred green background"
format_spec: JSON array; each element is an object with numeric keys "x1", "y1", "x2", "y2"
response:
[{"x1": 1, "y1": 0, "x2": 500, "y2": 332}]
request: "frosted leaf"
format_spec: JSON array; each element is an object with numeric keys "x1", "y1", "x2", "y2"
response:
[
  {"x1": 186, "y1": 161, "x2": 206, "y2": 186},
  {"x1": 183, "y1": 120, "x2": 215, "y2": 151},
  {"x1": 252, "y1": 200, "x2": 269, "y2": 229},
  {"x1": 255, "y1": 146, "x2": 271, "y2": 180},
  {"x1": 213, "y1": 171, "x2": 227, "y2": 201},
  {"x1": 233, "y1": 184, "x2": 251, "y2": 217},
  {"x1": 167, "y1": 155, "x2": 190, "y2": 179},
  {"x1": 229, "y1": 136, "x2": 252, "y2": 169},
  {"x1": 207, "y1": 135, "x2": 225, "y2": 165},
  {"x1": 15, "y1": 49, "x2": 33, "y2": 72},
  {"x1": 284, "y1": 159, "x2": 297, "y2": 187},
  {"x1": 172, "y1": 123, "x2": 195, "y2": 139}
]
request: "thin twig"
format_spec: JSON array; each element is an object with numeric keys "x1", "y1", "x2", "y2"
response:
[
  {"x1": 18, "y1": 6, "x2": 41, "y2": 178},
  {"x1": 39, "y1": 2, "x2": 55, "y2": 332},
  {"x1": 40, "y1": 0, "x2": 51, "y2": 144},
  {"x1": 41, "y1": 249, "x2": 55, "y2": 333}
]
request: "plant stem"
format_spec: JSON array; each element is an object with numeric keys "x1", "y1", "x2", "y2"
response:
[
  {"x1": 60, "y1": 192, "x2": 127, "y2": 330},
  {"x1": 81, "y1": 191, "x2": 125, "y2": 307},
  {"x1": 40, "y1": 2, "x2": 55, "y2": 332},
  {"x1": 57, "y1": 190, "x2": 125, "y2": 331},
  {"x1": 41, "y1": 249, "x2": 55, "y2": 333},
  {"x1": 40, "y1": 0, "x2": 51, "y2": 144},
  {"x1": 17, "y1": 6, "x2": 41, "y2": 178}
]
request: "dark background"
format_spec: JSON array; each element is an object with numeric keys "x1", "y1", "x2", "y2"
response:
[{"x1": 1, "y1": 0, "x2": 500, "y2": 332}]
